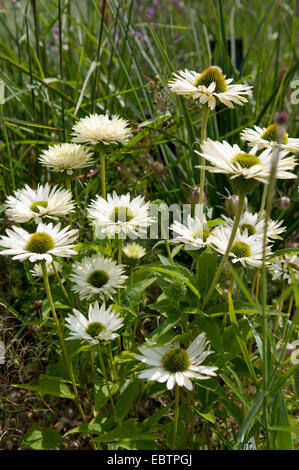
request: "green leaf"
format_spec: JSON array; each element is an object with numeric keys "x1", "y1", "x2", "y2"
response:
[
  {"x1": 12, "y1": 375, "x2": 75, "y2": 399},
  {"x1": 116, "y1": 379, "x2": 140, "y2": 420},
  {"x1": 139, "y1": 265, "x2": 201, "y2": 299},
  {"x1": 20, "y1": 426, "x2": 62, "y2": 450},
  {"x1": 274, "y1": 390, "x2": 294, "y2": 450},
  {"x1": 196, "y1": 247, "x2": 218, "y2": 298},
  {"x1": 228, "y1": 292, "x2": 258, "y2": 385}
]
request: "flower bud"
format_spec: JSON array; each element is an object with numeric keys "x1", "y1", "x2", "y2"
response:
[
  {"x1": 153, "y1": 161, "x2": 165, "y2": 176},
  {"x1": 277, "y1": 196, "x2": 290, "y2": 210},
  {"x1": 224, "y1": 195, "x2": 239, "y2": 217},
  {"x1": 164, "y1": 281, "x2": 187, "y2": 303},
  {"x1": 188, "y1": 187, "x2": 208, "y2": 205},
  {"x1": 274, "y1": 111, "x2": 289, "y2": 125}
]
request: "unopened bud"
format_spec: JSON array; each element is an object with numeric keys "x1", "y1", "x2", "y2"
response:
[
  {"x1": 164, "y1": 281, "x2": 187, "y2": 303},
  {"x1": 188, "y1": 187, "x2": 208, "y2": 205},
  {"x1": 274, "y1": 111, "x2": 289, "y2": 125},
  {"x1": 224, "y1": 195, "x2": 239, "y2": 217},
  {"x1": 277, "y1": 196, "x2": 290, "y2": 210},
  {"x1": 153, "y1": 161, "x2": 165, "y2": 176}
]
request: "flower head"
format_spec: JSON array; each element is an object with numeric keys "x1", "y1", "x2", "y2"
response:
[
  {"x1": 5, "y1": 183, "x2": 74, "y2": 223},
  {"x1": 65, "y1": 302, "x2": 124, "y2": 344},
  {"x1": 171, "y1": 214, "x2": 212, "y2": 250},
  {"x1": 168, "y1": 66, "x2": 252, "y2": 110},
  {"x1": 39, "y1": 143, "x2": 94, "y2": 174},
  {"x1": 71, "y1": 113, "x2": 132, "y2": 146},
  {"x1": 136, "y1": 333, "x2": 217, "y2": 390},
  {"x1": 87, "y1": 191, "x2": 152, "y2": 238},
  {"x1": 269, "y1": 255, "x2": 299, "y2": 284},
  {"x1": 222, "y1": 211, "x2": 286, "y2": 241},
  {"x1": 70, "y1": 254, "x2": 127, "y2": 300},
  {"x1": 209, "y1": 225, "x2": 272, "y2": 267},
  {"x1": 0, "y1": 222, "x2": 78, "y2": 263},
  {"x1": 31, "y1": 260, "x2": 61, "y2": 277},
  {"x1": 123, "y1": 242, "x2": 146, "y2": 260},
  {"x1": 241, "y1": 123, "x2": 299, "y2": 153},
  {"x1": 196, "y1": 139, "x2": 297, "y2": 194}
]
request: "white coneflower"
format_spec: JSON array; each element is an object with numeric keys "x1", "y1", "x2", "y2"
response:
[
  {"x1": 241, "y1": 124, "x2": 299, "y2": 152},
  {"x1": 136, "y1": 333, "x2": 217, "y2": 391},
  {"x1": 123, "y1": 242, "x2": 146, "y2": 260},
  {"x1": 222, "y1": 211, "x2": 286, "y2": 241},
  {"x1": 87, "y1": 191, "x2": 152, "y2": 238},
  {"x1": 269, "y1": 255, "x2": 299, "y2": 284},
  {"x1": 196, "y1": 139, "x2": 297, "y2": 194},
  {"x1": 209, "y1": 225, "x2": 271, "y2": 267},
  {"x1": 0, "y1": 222, "x2": 78, "y2": 263},
  {"x1": 65, "y1": 301, "x2": 124, "y2": 344},
  {"x1": 5, "y1": 183, "x2": 75, "y2": 224},
  {"x1": 70, "y1": 255, "x2": 127, "y2": 300},
  {"x1": 71, "y1": 113, "x2": 132, "y2": 146},
  {"x1": 168, "y1": 66, "x2": 252, "y2": 110},
  {"x1": 170, "y1": 214, "x2": 212, "y2": 250},
  {"x1": 39, "y1": 143, "x2": 94, "y2": 174},
  {"x1": 31, "y1": 260, "x2": 61, "y2": 277}
]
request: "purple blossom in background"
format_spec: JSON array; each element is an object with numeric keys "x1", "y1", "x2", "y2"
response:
[
  {"x1": 146, "y1": 6, "x2": 155, "y2": 17},
  {"x1": 52, "y1": 26, "x2": 60, "y2": 41}
]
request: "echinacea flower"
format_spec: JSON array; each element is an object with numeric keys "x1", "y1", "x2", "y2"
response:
[
  {"x1": 5, "y1": 183, "x2": 74, "y2": 223},
  {"x1": 269, "y1": 255, "x2": 299, "y2": 284},
  {"x1": 123, "y1": 242, "x2": 146, "y2": 260},
  {"x1": 31, "y1": 260, "x2": 61, "y2": 277},
  {"x1": 70, "y1": 255, "x2": 127, "y2": 300},
  {"x1": 241, "y1": 123, "x2": 299, "y2": 153},
  {"x1": 222, "y1": 211, "x2": 286, "y2": 241},
  {"x1": 65, "y1": 301, "x2": 123, "y2": 344},
  {"x1": 168, "y1": 66, "x2": 252, "y2": 110},
  {"x1": 170, "y1": 214, "x2": 212, "y2": 250},
  {"x1": 209, "y1": 225, "x2": 272, "y2": 267},
  {"x1": 196, "y1": 139, "x2": 297, "y2": 194},
  {"x1": 0, "y1": 222, "x2": 78, "y2": 263},
  {"x1": 136, "y1": 333, "x2": 217, "y2": 391},
  {"x1": 71, "y1": 113, "x2": 132, "y2": 146},
  {"x1": 87, "y1": 191, "x2": 152, "y2": 238},
  {"x1": 39, "y1": 143, "x2": 94, "y2": 174}
]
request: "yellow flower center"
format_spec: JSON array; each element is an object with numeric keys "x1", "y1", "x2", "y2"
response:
[
  {"x1": 87, "y1": 270, "x2": 109, "y2": 288},
  {"x1": 161, "y1": 348, "x2": 191, "y2": 373},
  {"x1": 240, "y1": 223, "x2": 256, "y2": 236},
  {"x1": 231, "y1": 241, "x2": 251, "y2": 258},
  {"x1": 260, "y1": 123, "x2": 288, "y2": 144},
  {"x1": 233, "y1": 153, "x2": 260, "y2": 169},
  {"x1": 25, "y1": 232, "x2": 55, "y2": 254},
  {"x1": 111, "y1": 206, "x2": 134, "y2": 223},
  {"x1": 30, "y1": 201, "x2": 48, "y2": 213},
  {"x1": 85, "y1": 322, "x2": 105, "y2": 338},
  {"x1": 194, "y1": 66, "x2": 228, "y2": 93},
  {"x1": 192, "y1": 228, "x2": 211, "y2": 242}
]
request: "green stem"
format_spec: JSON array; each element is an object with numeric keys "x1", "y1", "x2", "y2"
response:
[
  {"x1": 261, "y1": 131, "x2": 283, "y2": 450},
  {"x1": 51, "y1": 261, "x2": 71, "y2": 305},
  {"x1": 281, "y1": 296, "x2": 293, "y2": 342},
  {"x1": 172, "y1": 384, "x2": 180, "y2": 449},
  {"x1": 108, "y1": 342, "x2": 118, "y2": 381},
  {"x1": 97, "y1": 343, "x2": 117, "y2": 417},
  {"x1": 41, "y1": 260, "x2": 86, "y2": 423},
  {"x1": 259, "y1": 184, "x2": 267, "y2": 221},
  {"x1": 65, "y1": 173, "x2": 73, "y2": 226},
  {"x1": 100, "y1": 149, "x2": 106, "y2": 199},
  {"x1": 273, "y1": 281, "x2": 287, "y2": 335},
  {"x1": 117, "y1": 238, "x2": 123, "y2": 305},
  {"x1": 182, "y1": 391, "x2": 192, "y2": 449},
  {"x1": 202, "y1": 192, "x2": 245, "y2": 309},
  {"x1": 199, "y1": 106, "x2": 209, "y2": 222}
]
